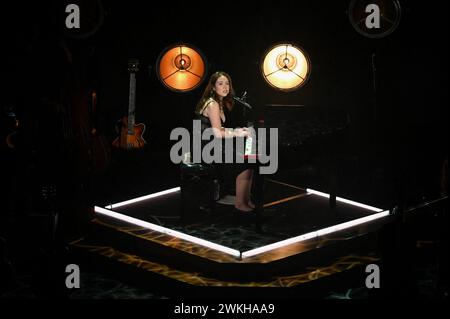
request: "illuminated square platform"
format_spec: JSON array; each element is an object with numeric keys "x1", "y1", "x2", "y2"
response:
[
  {"x1": 67, "y1": 179, "x2": 395, "y2": 292},
  {"x1": 93, "y1": 180, "x2": 390, "y2": 263}
]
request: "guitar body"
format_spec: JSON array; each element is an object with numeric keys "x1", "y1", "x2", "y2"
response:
[{"x1": 112, "y1": 117, "x2": 146, "y2": 149}]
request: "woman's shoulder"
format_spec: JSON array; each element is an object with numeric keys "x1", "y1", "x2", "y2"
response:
[
  {"x1": 205, "y1": 98, "x2": 219, "y2": 108},
  {"x1": 200, "y1": 98, "x2": 219, "y2": 114}
]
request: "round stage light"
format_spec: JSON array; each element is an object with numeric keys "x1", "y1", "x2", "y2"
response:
[
  {"x1": 261, "y1": 43, "x2": 311, "y2": 92},
  {"x1": 156, "y1": 43, "x2": 207, "y2": 92}
]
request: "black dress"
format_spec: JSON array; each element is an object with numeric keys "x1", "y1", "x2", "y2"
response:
[{"x1": 196, "y1": 99, "x2": 252, "y2": 196}]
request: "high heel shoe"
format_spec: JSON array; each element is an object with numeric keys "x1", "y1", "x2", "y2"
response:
[
  {"x1": 233, "y1": 207, "x2": 257, "y2": 225},
  {"x1": 233, "y1": 207, "x2": 255, "y2": 214}
]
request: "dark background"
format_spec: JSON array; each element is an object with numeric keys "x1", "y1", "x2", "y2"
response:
[
  {"x1": 1, "y1": 0, "x2": 448, "y2": 242},
  {"x1": 0, "y1": 0, "x2": 448, "y2": 301}
]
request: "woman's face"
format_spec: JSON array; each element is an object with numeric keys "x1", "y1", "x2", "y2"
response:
[{"x1": 213, "y1": 75, "x2": 230, "y2": 99}]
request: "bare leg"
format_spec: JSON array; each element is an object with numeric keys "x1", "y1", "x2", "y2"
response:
[
  {"x1": 235, "y1": 169, "x2": 253, "y2": 212},
  {"x1": 245, "y1": 169, "x2": 255, "y2": 208}
]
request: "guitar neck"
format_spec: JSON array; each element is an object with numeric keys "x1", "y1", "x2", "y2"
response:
[{"x1": 127, "y1": 73, "x2": 136, "y2": 134}]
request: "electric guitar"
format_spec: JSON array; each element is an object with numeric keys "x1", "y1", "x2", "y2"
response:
[{"x1": 112, "y1": 58, "x2": 146, "y2": 150}]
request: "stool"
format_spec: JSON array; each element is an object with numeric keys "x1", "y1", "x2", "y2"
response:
[{"x1": 180, "y1": 161, "x2": 219, "y2": 219}]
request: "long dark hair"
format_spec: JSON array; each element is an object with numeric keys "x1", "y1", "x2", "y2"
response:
[{"x1": 195, "y1": 71, "x2": 235, "y2": 114}]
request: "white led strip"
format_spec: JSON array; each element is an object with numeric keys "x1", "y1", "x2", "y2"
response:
[
  {"x1": 96, "y1": 186, "x2": 389, "y2": 261},
  {"x1": 95, "y1": 206, "x2": 241, "y2": 258},
  {"x1": 241, "y1": 210, "x2": 390, "y2": 259},
  {"x1": 105, "y1": 187, "x2": 181, "y2": 209},
  {"x1": 306, "y1": 188, "x2": 384, "y2": 212}
]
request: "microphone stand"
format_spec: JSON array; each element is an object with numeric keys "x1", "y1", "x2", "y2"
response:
[
  {"x1": 233, "y1": 96, "x2": 252, "y2": 110},
  {"x1": 232, "y1": 95, "x2": 253, "y2": 127}
]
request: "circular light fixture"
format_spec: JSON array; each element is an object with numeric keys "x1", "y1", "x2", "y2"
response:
[
  {"x1": 261, "y1": 43, "x2": 311, "y2": 92},
  {"x1": 63, "y1": 0, "x2": 104, "y2": 39},
  {"x1": 348, "y1": 0, "x2": 402, "y2": 39},
  {"x1": 156, "y1": 43, "x2": 207, "y2": 92}
]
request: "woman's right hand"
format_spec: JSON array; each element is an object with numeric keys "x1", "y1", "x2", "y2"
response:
[{"x1": 234, "y1": 127, "x2": 251, "y2": 137}]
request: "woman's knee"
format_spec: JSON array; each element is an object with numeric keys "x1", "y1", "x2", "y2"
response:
[{"x1": 237, "y1": 169, "x2": 251, "y2": 180}]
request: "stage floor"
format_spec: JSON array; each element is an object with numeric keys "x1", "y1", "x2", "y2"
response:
[{"x1": 100, "y1": 179, "x2": 385, "y2": 252}]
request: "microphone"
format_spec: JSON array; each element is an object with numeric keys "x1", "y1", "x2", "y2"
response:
[{"x1": 232, "y1": 95, "x2": 252, "y2": 109}]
